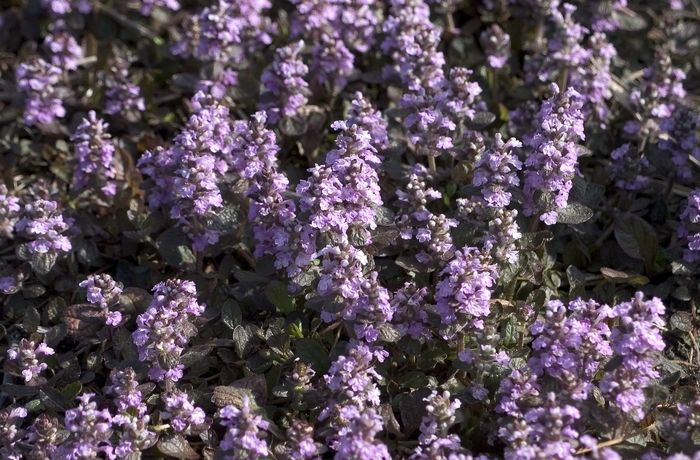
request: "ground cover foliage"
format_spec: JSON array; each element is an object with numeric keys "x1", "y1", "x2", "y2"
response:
[{"x1": 2, "y1": 0, "x2": 700, "y2": 458}]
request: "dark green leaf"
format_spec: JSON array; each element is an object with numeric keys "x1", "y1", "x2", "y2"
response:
[
  {"x1": 296, "y1": 338, "x2": 331, "y2": 375},
  {"x1": 232, "y1": 326, "x2": 253, "y2": 358},
  {"x1": 416, "y1": 347, "x2": 448, "y2": 370},
  {"x1": 157, "y1": 433, "x2": 200, "y2": 459},
  {"x1": 397, "y1": 336, "x2": 422, "y2": 356},
  {"x1": 265, "y1": 281, "x2": 295, "y2": 315},
  {"x1": 374, "y1": 207, "x2": 396, "y2": 226},
  {"x1": 61, "y1": 381, "x2": 82, "y2": 402},
  {"x1": 23, "y1": 305, "x2": 40, "y2": 333},
  {"x1": 600, "y1": 267, "x2": 649, "y2": 286},
  {"x1": 230, "y1": 374, "x2": 268, "y2": 406},
  {"x1": 670, "y1": 311, "x2": 694, "y2": 333},
  {"x1": 279, "y1": 115, "x2": 308, "y2": 137},
  {"x1": 501, "y1": 316, "x2": 519, "y2": 347},
  {"x1": 212, "y1": 386, "x2": 260, "y2": 410},
  {"x1": 378, "y1": 323, "x2": 402, "y2": 343},
  {"x1": 400, "y1": 388, "x2": 432, "y2": 438},
  {"x1": 39, "y1": 387, "x2": 69, "y2": 412},
  {"x1": 155, "y1": 227, "x2": 196, "y2": 271},
  {"x1": 45, "y1": 323, "x2": 68, "y2": 348},
  {"x1": 221, "y1": 299, "x2": 242, "y2": 330},
  {"x1": 614, "y1": 212, "x2": 658, "y2": 271},
  {"x1": 31, "y1": 251, "x2": 57, "y2": 275},
  {"x1": 380, "y1": 403, "x2": 403, "y2": 438},
  {"x1": 519, "y1": 231, "x2": 553, "y2": 251},
  {"x1": 556, "y1": 203, "x2": 593, "y2": 225},
  {"x1": 397, "y1": 371, "x2": 430, "y2": 389},
  {"x1": 566, "y1": 266, "x2": 586, "y2": 300},
  {"x1": 0, "y1": 384, "x2": 39, "y2": 397},
  {"x1": 464, "y1": 111, "x2": 496, "y2": 130},
  {"x1": 395, "y1": 256, "x2": 435, "y2": 273}
]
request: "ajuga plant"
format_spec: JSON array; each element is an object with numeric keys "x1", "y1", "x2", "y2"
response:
[{"x1": 3, "y1": 0, "x2": 700, "y2": 459}]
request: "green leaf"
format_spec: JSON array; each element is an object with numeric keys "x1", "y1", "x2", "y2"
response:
[
  {"x1": 566, "y1": 266, "x2": 586, "y2": 299},
  {"x1": 600, "y1": 267, "x2": 649, "y2": 286},
  {"x1": 556, "y1": 202, "x2": 593, "y2": 225},
  {"x1": 397, "y1": 371, "x2": 430, "y2": 389},
  {"x1": 614, "y1": 212, "x2": 659, "y2": 272},
  {"x1": 670, "y1": 311, "x2": 694, "y2": 333},
  {"x1": 416, "y1": 347, "x2": 448, "y2": 370},
  {"x1": 232, "y1": 325, "x2": 253, "y2": 358},
  {"x1": 265, "y1": 281, "x2": 295, "y2": 315},
  {"x1": 155, "y1": 227, "x2": 196, "y2": 271},
  {"x1": 39, "y1": 387, "x2": 69, "y2": 412},
  {"x1": 519, "y1": 231, "x2": 554, "y2": 251},
  {"x1": 377, "y1": 323, "x2": 402, "y2": 343},
  {"x1": 23, "y1": 305, "x2": 40, "y2": 334},
  {"x1": 221, "y1": 299, "x2": 242, "y2": 330},
  {"x1": 31, "y1": 251, "x2": 57, "y2": 275},
  {"x1": 61, "y1": 381, "x2": 82, "y2": 403},
  {"x1": 296, "y1": 338, "x2": 330, "y2": 375}
]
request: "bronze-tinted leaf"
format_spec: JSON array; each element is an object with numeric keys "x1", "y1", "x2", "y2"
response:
[{"x1": 157, "y1": 433, "x2": 200, "y2": 459}]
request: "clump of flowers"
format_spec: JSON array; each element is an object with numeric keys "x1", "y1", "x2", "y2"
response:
[
  {"x1": 679, "y1": 189, "x2": 700, "y2": 262},
  {"x1": 103, "y1": 59, "x2": 145, "y2": 118},
  {"x1": 53, "y1": 393, "x2": 114, "y2": 459},
  {"x1": 435, "y1": 245, "x2": 498, "y2": 327},
  {"x1": 473, "y1": 134, "x2": 522, "y2": 208},
  {"x1": 139, "y1": 0, "x2": 180, "y2": 15},
  {"x1": 43, "y1": 29, "x2": 83, "y2": 71},
  {"x1": 162, "y1": 390, "x2": 207, "y2": 432},
  {"x1": 522, "y1": 84, "x2": 585, "y2": 225},
  {"x1": 6, "y1": 339, "x2": 54, "y2": 385},
  {"x1": 260, "y1": 41, "x2": 310, "y2": 124},
  {"x1": 137, "y1": 92, "x2": 231, "y2": 250},
  {"x1": 0, "y1": 184, "x2": 20, "y2": 240},
  {"x1": 395, "y1": 164, "x2": 457, "y2": 265},
  {"x1": 132, "y1": 279, "x2": 206, "y2": 382},
  {"x1": 600, "y1": 293, "x2": 666, "y2": 421},
  {"x1": 71, "y1": 111, "x2": 119, "y2": 196},
  {"x1": 105, "y1": 367, "x2": 146, "y2": 417},
  {"x1": 15, "y1": 200, "x2": 73, "y2": 258},
  {"x1": 219, "y1": 396, "x2": 270, "y2": 459},
  {"x1": 480, "y1": 23, "x2": 510, "y2": 69},
  {"x1": 15, "y1": 56, "x2": 66, "y2": 126},
  {"x1": 0, "y1": 406, "x2": 27, "y2": 460},
  {"x1": 411, "y1": 391, "x2": 465, "y2": 459},
  {"x1": 40, "y1": 0, "x2": 91, "y2": 15}
]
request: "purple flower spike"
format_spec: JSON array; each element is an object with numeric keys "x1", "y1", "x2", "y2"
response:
[
  {"x1": 522, "y1": 84, "x2": 585, "y2": 224},
  {"x1": 0, "y1": 184, "x2": 20, "y2": 240},
  {"x1": 162, "y1": 390, "x2": 206, "y2": 432},
  {"x1": 435, "y1": 245, "x2": 498, "y2": 328},
  {"x1": 54, "y1": 393, "x2": 114, "y2": 460},
  {"x1": 105, "y1": 368, "x2": 146, "y2": 417},
  {"x1": 480, "y1": 24, "x2": 510, "y2": 69},
  {"x1": 41, "y1": 0, "x2": 91, "y2": 15},
  {"x1": 219, "y1": 396, "x2": 270, "y2": 459},
  {"x1": 15, "y1": 200, "x2": 73, "y2": 257},
  {"x1": 260, "y1": 41, "x2": 310, "y2": 124},
  {"x1": 71, "y1": 111, "x2": 119, "y2": 196},
  {"x1": 348, "y1": 91, "x2": 390, "y2": 151},
  {"x1": 15, "y1": 56, "x2": 66, "y2": 126},
  {"x1": 600, "y1": 293, "x2": 666, "y2": 422},
  {"x1": 473, "y1": 134, "x2": 522, "y2": 208},
  {"x1": 132, "y1": 279, "x2": 205, "y2": 382},
  {"x1": 680, "y1": 189, "x2": 700, "y2": 262},
  {"x1": 43, "y1": 30, "x2": 83, "y2": 71},
  {"x1": 7, "y1": 339, "x2": 54, "y2": 385}
]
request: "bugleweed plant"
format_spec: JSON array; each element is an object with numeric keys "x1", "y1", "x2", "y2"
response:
[{"x1": 3, "y1": 0, "x2": 700, "y2": 459}]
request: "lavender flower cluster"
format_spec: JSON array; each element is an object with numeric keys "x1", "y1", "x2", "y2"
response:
[{"x1": 2, "y1": 0, "x2": 700, "y2": 459}]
